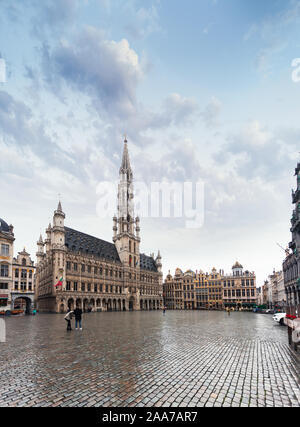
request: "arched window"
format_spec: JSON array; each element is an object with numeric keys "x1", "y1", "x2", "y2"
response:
[{"x1": 22, "y1": 258, "x2": 26, "y2": 266}]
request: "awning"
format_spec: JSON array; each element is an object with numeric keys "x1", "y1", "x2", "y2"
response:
[{"x1": 0, "y1": 295, "x2": 8, "y2": 299}]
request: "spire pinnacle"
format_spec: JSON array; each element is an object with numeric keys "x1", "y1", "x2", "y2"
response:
[{"x1": 119, "y1": 136, "x2": 132, "y2": 176}]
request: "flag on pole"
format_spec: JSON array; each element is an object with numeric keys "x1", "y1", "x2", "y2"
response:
[{"x1": 55, "y1": 277, "x2": 63, "y2": 287}]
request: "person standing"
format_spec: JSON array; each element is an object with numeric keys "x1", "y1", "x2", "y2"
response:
[
  {"x1": 74, "y1": 305, "x2": 83, "y2": 330},
  {"x1": 64, "y1": 309, "x2": 74, "y2": 331}
]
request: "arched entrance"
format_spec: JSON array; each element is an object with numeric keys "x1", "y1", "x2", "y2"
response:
[
  {"x1": 89, "y1": 299, "x2": 95, "y2": 312},
  {"x1": 68, "y1": 298, "x2": 74, "y2": 310},
  {"x1": 129, "y1": 296, "x2": 135, "y2": 311},
  {"x1": 83, "y1": 298, "x2": 89, "y2": 312},
  {"x1": 12, "y1": 296, "x2": 33, "y2": 314}
]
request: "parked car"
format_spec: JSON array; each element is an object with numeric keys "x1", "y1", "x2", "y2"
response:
[{"x1": 273, "y1": 312, "x2": 286, "y2": 326}]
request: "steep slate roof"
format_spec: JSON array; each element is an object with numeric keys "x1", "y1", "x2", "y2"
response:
[
  {"x1": 64, "y1": 227, "x2": 158, "y2": 272},
  {"x1": 0, "y1": 218, "x2": 10, "y2": 233},
  {"x1": 65, "y1": 227, "x2": 121, "y2": 263},
  {"x1": 140, "y1": 253, "x2": 158, "y2": 272}
]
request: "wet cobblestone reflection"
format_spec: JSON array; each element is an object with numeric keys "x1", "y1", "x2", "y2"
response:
[{"x1": 0, "y1": 311, "x2": 299, "y2": 407}]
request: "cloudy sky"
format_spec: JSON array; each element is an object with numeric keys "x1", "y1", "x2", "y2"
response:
[{"x1": 1, "y1": 0, "x2": 300, "y2": 286}]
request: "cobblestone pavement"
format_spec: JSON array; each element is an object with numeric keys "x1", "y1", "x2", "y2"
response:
[{"x1": 0, "y1": 311, "x2": 299, "y2": 407}]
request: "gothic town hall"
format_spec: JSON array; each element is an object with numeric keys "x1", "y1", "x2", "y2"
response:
[{"x1": 36, "y1": 139, "x2": 163, "y2": 313}]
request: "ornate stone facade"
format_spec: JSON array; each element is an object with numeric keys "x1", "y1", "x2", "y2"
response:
[
  {"x1": 164, "y1": 262, "x2": 257, "y2": 310},
  {"x1": 12, "y1": 249, "x2": 36, "y2": 313},
  {"x1": 36, "y1": 139, "x2": 163, "y2": 313},
  {"x1": 0, "y1": 219, "x2": 14, "y2": 311},
  {"x1": 283, "y1": 162, "x2": 300, "y2": 313}
]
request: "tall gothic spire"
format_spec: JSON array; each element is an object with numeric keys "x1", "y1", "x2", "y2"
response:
[
  {"x1": 115, "y1": 137, "x2": 135, "y2": 234},
  {"x1": 119, "y1": 137, "x2": 132, "y2": 179}
]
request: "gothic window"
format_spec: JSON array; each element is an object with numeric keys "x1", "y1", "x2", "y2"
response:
[
  {"x1": 74, "y1": 263, "x2": 78, "y2": 271},
  {"x1": 15, "y1": 269, "x2": 19, "y2": 278},
  {"x1": 21, "y1": 269, "x2": 27, "y2": 279},
  {"x1": 81, "y1": 264, "x2": 85, "y2": 273}
]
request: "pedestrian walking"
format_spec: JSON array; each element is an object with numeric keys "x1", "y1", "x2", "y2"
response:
[
  {"x1": 64, "y1": 309, "x2": 74, "y2": 331},
  {"x1": 163, "y1": 306, "x2": 166, "y2": 315},
  {"x1": 73, "y1": 305, "x2": 83, "y2": 330}
]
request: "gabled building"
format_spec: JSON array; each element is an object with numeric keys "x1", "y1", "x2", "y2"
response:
[
  {"x1": 0, "y1": 219, "x2": 14, "y2": 312},
  {"x1": 164, "y1": 262, "x2": 257, "y2": 311},
  {"x1": 12, "y1": 249, "x2": 36, "y2": 313},
  {"x1": 36, "y1": 138, "x2": 163, "y2": 313}
]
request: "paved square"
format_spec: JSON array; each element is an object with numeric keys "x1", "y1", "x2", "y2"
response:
[{"x1": 0, "y1": 311, "x2": 299, "y2": 407}]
